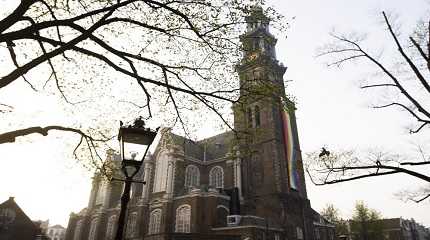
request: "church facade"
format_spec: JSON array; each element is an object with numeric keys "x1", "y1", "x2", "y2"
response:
[{"x1": 65, "y1": 7, "x2": 331, "y2": 240}]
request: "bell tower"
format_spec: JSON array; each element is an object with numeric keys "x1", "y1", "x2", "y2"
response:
[{"x1": 233, "y1": 6, "x2": 313, "y2": 239}]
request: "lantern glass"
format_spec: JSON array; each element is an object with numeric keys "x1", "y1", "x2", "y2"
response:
[
  {"x1": 121, "y1": 142, "x2": 148, "y2": 162},
  {"x1": 123, "y1": 164, "x2": 139, "y2": 178},
  {"x1": 119, "y1": 127, "x2": 157, "y2": 162},
  {"x1": 119, "y1": 126, "x2": 157, "y2": 179}
]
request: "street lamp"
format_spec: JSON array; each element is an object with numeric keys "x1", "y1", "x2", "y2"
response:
[{"x1": 115, "y1": 117, "x2": 157, "y2": 240}]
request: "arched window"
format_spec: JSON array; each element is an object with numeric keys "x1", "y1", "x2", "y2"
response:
[
  {"x1": 88, "y1": 218, "x2": 98, "y2": 240},
  {"x1": 95, "y1": 181, "x2": 107, "y2": 205},
  {"x1": 126, "y1": 212, "x2": 138, "y2": 238},
  {"x1": 255, "y1": 106, "x2": 261, "y2": 127},
  {"x1": 296, "y1": 227, "x2": 304, "y2": 240},
  {"x1": 209, "y1": 166, "x2": 224, "y2": 188},
  {"x1": 175, "y1": 205, "x2": 191, "y2": 233},
  {"x1": 185, "y1": 165, "x2": 200, "y2": 188},
  {"x1": 153, "y1": 152, "x2": 169, "y2": 192},
  {"x1": 106, "y1": 215, "x2": 116, "y2": 240},
  {"x1": 247, "y1": 107, "x2": 253, "y2": 128},
  {"x1": 73, "y1": 220, "x2": 83, "y2": 240},
  {"x1": 216, "y1": 206, "x2": 229, "y2": 227},
  {"x1": 148, "y1": 209, "x2": 162, "y2": 235}
]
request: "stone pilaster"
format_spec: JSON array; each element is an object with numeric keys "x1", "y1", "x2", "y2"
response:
[
  {"x1": 142, "y1": 161, "x2": 153, "y2": 200},
  {"x1": 165, "y1": 160, "x2": 176, "y2": 199}
]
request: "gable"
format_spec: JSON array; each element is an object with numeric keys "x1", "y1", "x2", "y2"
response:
[{"x1": 0, "y1": 197, "x2": 40, "y2": 240}]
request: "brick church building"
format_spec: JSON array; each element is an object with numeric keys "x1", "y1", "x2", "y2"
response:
[{"x1": 65, "y1": 7, "x2": 333, "y2": 240}]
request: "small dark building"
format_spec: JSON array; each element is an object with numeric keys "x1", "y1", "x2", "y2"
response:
[
  {"x1": 379, "y1": 218, "x2": 430, "y2": 240},
  {"x1": 0, "y1": 196, "x2": 44, "y2": 240},
  {"x1": 312, "y1": 210, "x2": 335, "y2": 240},
  {"x1": 341, "y1": 218, "x2": 430, "y2": 240}
]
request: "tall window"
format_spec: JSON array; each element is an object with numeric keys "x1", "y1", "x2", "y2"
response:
[
  {"x1": 153, "y1": 152, "x2": 169, "y2": 192},
  {"x1": 106, "y1": 215, "x2": 116, "y2": 240},
  {"x1": 185, "y1": 165, "x2": 200, "y2": 188},
  {"x1": 73, "y1": 220, "x2": 82, "y2": 240},
  {"x1": 209, "y1": 166, "x2": 224, "y2": 188},
  {"x1": 216, "y1": 206, "x2": 229, "y2": 227},
  {"x1": 88, "y1": 218, "x2": 98, "y2": 240},
  {"x1": 247, "y1": 108, "x2": 253, "y2": 128},
  {"x1": 255, "y1": 106, "x2": 261, "y2": 127},
  {"x1": 95, "y1": 181, "x2": 107, "y2": 205},
  {"x1": 148, "y1": 209, "x2": 162, "y2": 235},
  {"x1": 296, "y1": 227, "x2": 304, "y2": 240},
  {"x1": 126, "y1": 212, "x2": 138, "y2": 238},
  {"x1": 175, "y1": 205, "x2": 191, "y2": 233},
  {"x1": 315, "y1": 228, "x2": 320, "y2": 240}
]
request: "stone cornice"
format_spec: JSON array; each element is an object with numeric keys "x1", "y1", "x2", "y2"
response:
[
  {"x1": 211, "y1": 225, "x2": 284, "y2": 232},
  {"x1": 236, "y1": 54, "x2": 286, "y2": 74},
  {"x1": 184, "y1": 155, "x2": 232, "y2": 166},
  {"x1": 173, "y1": 190, "x2": 230, "y2": 201}
]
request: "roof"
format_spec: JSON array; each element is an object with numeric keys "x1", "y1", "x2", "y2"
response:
[
  {"x1": 170, "y1": 133, "x2": 204, "y2": 160},
  {"x1": 0, "y1": 197, "x2": 41, "y2": 240},
  {"x1": 158, "y1": 130, "x2": 234, "y2": 161},
  {"x1": 49, "y1": 224, "x2": 65, "y2": 229},
  {"x1": 378, "y1": 218, "x2": 401, "y2": 229},
  {"x1": 311, "y1": 208, "x2": 335, "y2": 227},
  {"x1": 197, "y1": 131, "x2": 234, "y2": 161}
]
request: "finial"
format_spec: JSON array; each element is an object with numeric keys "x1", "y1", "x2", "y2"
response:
[{"x1": 132, "y1": 116, "x2": 145, "y2": 128}]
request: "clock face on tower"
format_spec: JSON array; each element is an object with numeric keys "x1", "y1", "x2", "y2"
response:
[
  {"x1": 247, "y1": 52, "x2": 259, "y2": 61},
  {"x1": 0, "y1": 208, "x2": 16, "y2": 227}
]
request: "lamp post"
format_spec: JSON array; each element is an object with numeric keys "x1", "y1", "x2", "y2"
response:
[{"x1": 115, "y1": 117, "x2": 157, "y2": 240}]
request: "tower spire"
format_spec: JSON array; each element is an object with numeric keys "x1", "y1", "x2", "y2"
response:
[
  {"x1": 239, "y1": 6, "x2": 279, "y2": 65},
  {"x1": 245, "y1": 5, "x2": 269, "y2": 33}
]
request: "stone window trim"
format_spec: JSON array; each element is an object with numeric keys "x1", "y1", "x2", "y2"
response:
[
  {"x1": 315, "y1": 228, "x2": 320, "y2": 240},
  {"x1": 216, "y1": 205, "x2": 229, "y2": 213},
  {"x1": 153, "y1": 151, "x2": 170, "y2": 193},
  {"x1": 88, "y1": 218, "x2": 98, "y2": 240},
  {"x1": 209, "y1": 166, "x2": 224, "y2": 188},
  {"x1": 184, "y1": 164, "x2": 200, "y2": 188},
  {"x1": 296, "y1": 226, "x2": 304, "y2": 240},
  {"x1": 126, "y1": 211, "x2": 138, "y2": 238},
  {"x1": 246, "y1": 103, "x2": 262, "y2": 129},
  {"x1": 95, "y1": 180, "x2": 108, "y2": 206},
  {"x1": 106, "y1": 215, "x2": 117, "y2": 240},
  {"x1": 175, "y1": 204, "x2": 191, "y2": 233},
  {"x1": 73, "y1": 219, "x2": 83, "y2": 240},
  {"x1": 148, "y1": 209, "x2": 162, "y2": 235}
]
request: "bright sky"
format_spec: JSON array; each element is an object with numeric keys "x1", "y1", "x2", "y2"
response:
[{"x1": 0, "y1": 0, "x2": 429, "y2": 228}]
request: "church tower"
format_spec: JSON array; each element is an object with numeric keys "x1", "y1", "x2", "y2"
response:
[
  {"x1": 66, "y1": 6, "x2": 327, "y2": 240},
  {"x1": 234, "y1": 6, "x2": 313, "y2": 239}
]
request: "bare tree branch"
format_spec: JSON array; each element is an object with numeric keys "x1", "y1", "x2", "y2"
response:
[
  {"x1": 319, "y1": 12, "x2": 430, "y2": 134},
  {"x1": 382, "y1": 12, "x2": 430, "y2": 94},
  {"x1": 0, "y1": 125, "x2": 109, "y2": 144}
]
